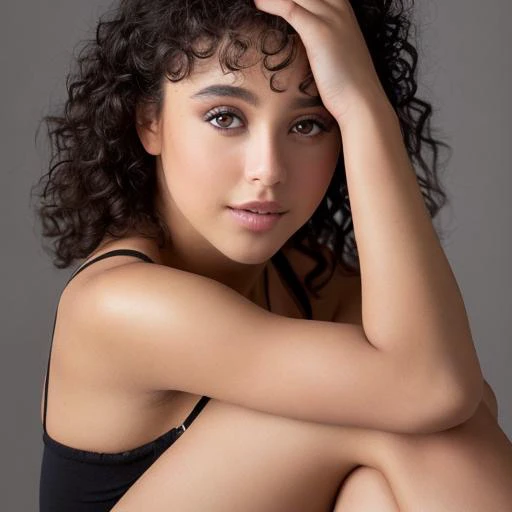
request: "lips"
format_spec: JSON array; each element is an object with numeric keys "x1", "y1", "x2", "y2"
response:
[
  {"x1": 233, "y1": 208, "x2": 280, "y2": 215},
  {"x1": 229, "y1": 200, "x2": 285, "y2": 214},
  {"x1": 228, "y1": 207, "x2": 285, "y2": 232}
]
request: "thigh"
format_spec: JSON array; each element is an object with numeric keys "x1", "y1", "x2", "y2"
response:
[
  {"x1": 332, "y1": 402, "x2": 512, "y2": 512},
  {"x1": 372, "y1": 401, "x2": 512, "y2": 511},
  {"x1": 112, "y1": 398, "x2": 386, "y2": 512}
]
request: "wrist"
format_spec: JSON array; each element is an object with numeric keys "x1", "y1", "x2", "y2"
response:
[{"x1": 334, "y1": 89, "x2": 398, "y2": 133}]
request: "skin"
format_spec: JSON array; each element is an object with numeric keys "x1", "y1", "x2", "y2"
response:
[
  {"x1": 136, "y1": 34, "x2": 342, "y2": 300},
  {"x1": 41, "y1": 1, "x2": 512, "y2": 510},
  {"x1": 120, "y1": 0, "x2": 512, "y2": 505},
  {"x1": 102, "y1": 250, "x2": 510, "y2": 511}
]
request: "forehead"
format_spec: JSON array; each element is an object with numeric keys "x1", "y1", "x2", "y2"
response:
[{"x1": 171, "y1": 32, "x2": 318, "y2": 98}]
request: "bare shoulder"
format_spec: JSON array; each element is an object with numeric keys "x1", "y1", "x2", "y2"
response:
[
  {"x1": 42, "y1": 236, "x2": 175, "y2": 450},
  {"x1": 70, "y1": 236, "x2": 362, "y2": 328}
]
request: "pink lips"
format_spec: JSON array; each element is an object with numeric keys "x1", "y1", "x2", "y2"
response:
[
  {"x1": 230, "y1": 200, "x2": 285, "y2": 214},
  {"x1": 228, "y1": 207, "x2": 284, "y2": 232}
]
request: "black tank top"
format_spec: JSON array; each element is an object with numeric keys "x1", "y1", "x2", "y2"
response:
[{"x1": 39, "y1": 248, "x2": 312, "y2": 511}]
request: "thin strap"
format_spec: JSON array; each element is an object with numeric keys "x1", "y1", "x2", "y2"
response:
[
  {"x1": 263, "y1": 265, "x2": 271, "y2": 312},
  {"x1": 42, "y1": 249, "x2": 154, "y2": 433},
  {"x1": 174, "y1": 396, "x2": 211, "y2": 439},
  {"x1": 67, "y1": 249, "x2": 154, "y2": 283},
  {"x1": 270, "y1": 250, "x2": 313, "y2": 320}
]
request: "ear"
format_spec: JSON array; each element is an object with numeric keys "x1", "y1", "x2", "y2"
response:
[{"x1": 135, "y1": 101, "x2": 162, "y2": 156}]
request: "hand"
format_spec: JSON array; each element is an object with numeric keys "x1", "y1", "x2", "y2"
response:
[{"x1": 254, "y1": 0, "x2": 392, "y2": 124}]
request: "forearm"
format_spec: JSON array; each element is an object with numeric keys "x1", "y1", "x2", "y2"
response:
[{"x1": 337, "y1": 97, "x2": 483, "y2": 401}]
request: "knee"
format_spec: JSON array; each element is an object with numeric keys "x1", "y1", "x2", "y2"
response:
[{"x1": 332, "y1": 466, "x2": 400, "y2": 512}]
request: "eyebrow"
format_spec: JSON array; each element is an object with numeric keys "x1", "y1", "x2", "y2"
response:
[{"x1": 190, "y1": 84, "x2": 325, "y2": 109}]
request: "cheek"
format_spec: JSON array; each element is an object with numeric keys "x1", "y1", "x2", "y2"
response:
[
  {"x1": 162, "y1": 126, "x2": 228, "y2": 195},
  {"x1": 294, "y1": 144, "x2": 339, "y2": 196},
  {"x1": 287, "y1": 145, "x2": 339, "y2": 220}
]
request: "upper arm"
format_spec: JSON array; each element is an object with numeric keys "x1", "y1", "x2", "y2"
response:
[{"x1": 74, "y1": 263, "x2": 460, "y2": 434}]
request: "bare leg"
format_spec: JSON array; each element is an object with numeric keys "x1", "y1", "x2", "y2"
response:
[
  {"x1": 334, "y1": 401, "x2": 512, "y2": 511},
  {"x1": 332, "y1": 467, "x2": 400, "y2": 511},
  {"x1": 113, "y1": 398, "x2": 512, "y2": 511}
]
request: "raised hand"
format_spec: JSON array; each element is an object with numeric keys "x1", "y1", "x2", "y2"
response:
[{"x1": 254, "y1": 0, "x2": 391, "y2": 124}]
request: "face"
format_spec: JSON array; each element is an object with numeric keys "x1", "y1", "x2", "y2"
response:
[{"x1": 137, "y1": 35, "x2": 341, "y2": 269}]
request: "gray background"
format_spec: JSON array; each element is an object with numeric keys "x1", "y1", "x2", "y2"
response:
[{"x1": 1, "y1": 0, "x2": 510, "y2": 509}]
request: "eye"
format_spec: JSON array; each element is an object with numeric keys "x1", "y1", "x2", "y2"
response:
[
  {"x1": 203, "y1": 107, "x2": 331, "y2": 138},
  {"x1": 291, "y1": 118, "x2": 328, "y2": 137},
  {"x1": 204, "y1": 108, "x2": 244, "y2": 131}
]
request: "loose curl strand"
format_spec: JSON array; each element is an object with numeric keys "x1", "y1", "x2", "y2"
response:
[{"x1": 31, "y1": 0, "x2": 452, "y2": 300}]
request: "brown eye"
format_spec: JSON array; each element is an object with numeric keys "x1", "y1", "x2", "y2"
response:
[
  {"x1": 295, "y1": 120, "x2": 315, "y2": 135},
  {"x1": 204, "y1": 108, "x2": 244, "y2": 131},
  {"x1": 204, "y1": 107, "x2": 329, "y2": 138},
  {"x1": 216, "y1": 113, "x2": 234, "y2": 128},
  {"x1": 292, "y1": 118, "x2": 328, "y2": 137}
]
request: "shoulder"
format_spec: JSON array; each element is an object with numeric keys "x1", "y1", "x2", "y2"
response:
[
  {"x1": 56, "y1": 236, "x2": 165, "y2": 351},
  {"x1": 63, "y1": 235, "x2": 361, "y2": 327},
  {"x1": 63, "y1": 236, "x2": 162, "y2": 290}
]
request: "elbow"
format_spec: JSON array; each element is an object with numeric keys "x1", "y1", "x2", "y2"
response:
[
  {"x1": 413, "y1": 338, "x2": 485, "y2": 434},
  {"x1": 436, "y1": 384, "x2": 484, "y2": 432},
  {"x1": 391, "y1": 343, "x2": 484, "y2": 434},
  {"x1": 415, "y1": 373, "x2": 485, "y2": 434},
  {"x1": 442, "y1": 357, "x2": 485, "y2": 427}
]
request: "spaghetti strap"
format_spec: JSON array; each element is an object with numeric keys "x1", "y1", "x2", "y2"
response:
[
  {"x1": 271, "y1": 250, "x2": 313, "y2": 320},
  {"x1": 174, "y1": 396, "x2": 212, "y2": 439},
  {"x1": 67, "y1": 248, "x2": 154, "y2": 283},
  {"x1": 42, "y1": 249, "x2": 154, "y2": 434}
]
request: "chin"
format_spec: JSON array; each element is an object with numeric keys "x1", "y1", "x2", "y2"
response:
[{"x1": 218, "y1": 243, "x2": 281, "y2": 265}]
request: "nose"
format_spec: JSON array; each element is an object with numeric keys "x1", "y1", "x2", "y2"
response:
[{"x1": 245, "y1": 129, "x2": 287, "y2": 186}]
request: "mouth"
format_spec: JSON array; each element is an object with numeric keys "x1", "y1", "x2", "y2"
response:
[
  {"x1": 228, "y1": 207, "x2": 285, "y2": 216},
  {"x1": 227, "y1": 207, "x2": 286, "y2": 232}
]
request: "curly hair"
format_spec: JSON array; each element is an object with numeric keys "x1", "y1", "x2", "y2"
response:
[{"x1": 31, "y1": 0, "x2": 451, "y2": 300}]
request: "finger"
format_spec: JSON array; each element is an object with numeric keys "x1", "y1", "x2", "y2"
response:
[
  {"x1": 288, "y1": 0, "x2": 338, "y2": 19},
  {"x1": 255, "y1": 0, "x2": 336, "y2": 19},
  {"x1": 309, "y1": 0, "x2": 357, "y2": 23},
  {"x1": 254, "y1": 0, "x2": 316, "y2": 34},
  {"x1": 322, "y1": 0, "x2": 353, "y2": 13}
]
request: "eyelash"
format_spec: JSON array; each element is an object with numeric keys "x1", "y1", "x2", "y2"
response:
[{"x1": 203, "y1": 107, "x2": 331, "y2": 138}]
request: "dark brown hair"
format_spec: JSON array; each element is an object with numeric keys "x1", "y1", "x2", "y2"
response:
[{"x1": 31, "y1": 0, "x2": 451, "y2": 299}]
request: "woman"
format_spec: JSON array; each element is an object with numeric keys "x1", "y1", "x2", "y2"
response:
[{"x1": 34, "y1": 0, "x2": 512, "y2": 510}]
